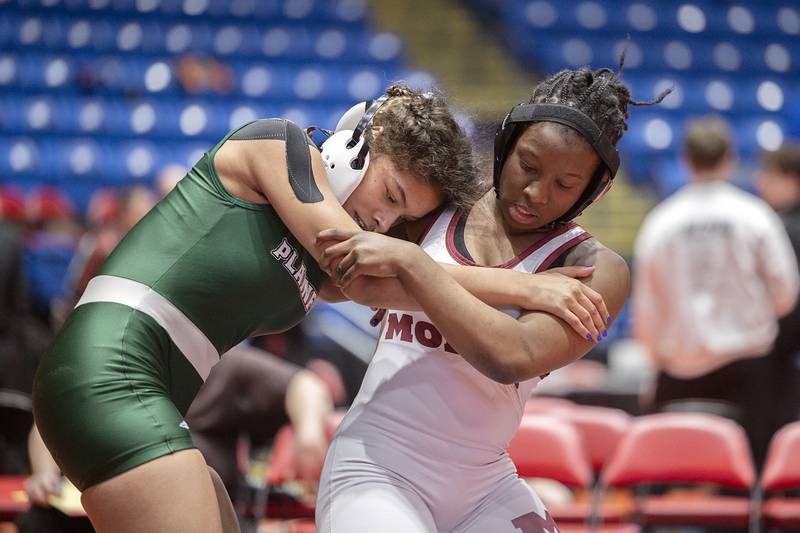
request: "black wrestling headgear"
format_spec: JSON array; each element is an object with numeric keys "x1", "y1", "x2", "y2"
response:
[{"x1": 493, "y1": 103, "x2": 621, "y2": 228}]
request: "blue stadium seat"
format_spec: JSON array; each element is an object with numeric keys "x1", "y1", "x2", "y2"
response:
[
  {"x1": 231, "y1": 61, "x2": 295, "y2": 99},
  {"x1": 736, "y1": 116, "x2": 790, "y2": 157},
  {"x1": 0, "y1": 93, "x2": 27, "y2": 134},
  {"x1": 23, "y1": 235, "x2": 76, "y2": 312},
  {"x1": 0, "y1": 136, "x2": 45, "y2": 177},
  {"x1": 20, "y1": 95, "x2": 58, "y2": 134},
  {"x1": 162, "y1": 21, "x2": 213, "y2": 55},
  {"x1": 737, "y1": 79, "x2": 787, "y2": 115},
  {"x1": 0, "y1": 52, "x2": 19, "y2": 89},
  {"x1": 117, "y1": 139, "x2": 164, "y2": 181},
  {"x1": 651, "y1": 155, "x2": 689, "y2": 197},
  {"x1": 0, "y1": 11, "x2": 14, "y2": 50},
  {"x1": 75, "y1": 97, "x2": 126, "y2": 135},
  {"x1": 619, "y1": 112, "x2": 681, "y2": 155},
  {"x1": 48, "y1": 138, "x2": 100, "y2": 179},
  {"x1": 753, "y1": 5, "x2": 800, "y2": 37}
]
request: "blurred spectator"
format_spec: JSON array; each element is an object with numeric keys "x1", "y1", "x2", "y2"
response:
[
  {"x1": 85, "y1": 189, "x2": 121, "y2": 229},
  {"x1": 632, "y1": 117, "x2": 799, "y2": 465},
  {"x1": 22, "y1": 188, "x2": 80, "y2": 323},
  {"x1": 186, "y1": 345, "x2": 340, "y2": 498},
  {"x1": 57, "y1": 186, "x2": 155, "y2": 318},
  {"x1": 0, "y1": 187, "x2": 40, "y2": 393},
  {"x1": 15, "y1": 425, "x2": 93, "y2": 533},
  {"x1": 0, "y1": 186, "x2": 26, "y2": 231},
  {"x1": 24, "y1": 188, "x2": 78, "y2": 234},
  {"x1": 756, "y1": 143, "x2": 800, "y2": 440},
  {"x1": 176, "y1": 55, "x2": 234, "y2": 95}
]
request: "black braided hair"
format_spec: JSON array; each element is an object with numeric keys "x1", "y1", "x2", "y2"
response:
[{"x1": 529, "y1": 53, "x2": 672, "y2": 146}]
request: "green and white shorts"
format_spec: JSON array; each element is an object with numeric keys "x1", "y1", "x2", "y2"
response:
[{"x1": 32, "y1": 276, "x2": 218, "y2": 491}]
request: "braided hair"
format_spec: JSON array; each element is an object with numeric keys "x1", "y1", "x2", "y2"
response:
[
  {"x1": 529, "y1": 53, "x2": 671, "y2": 146},
  {"x1": 366, "y1": 83, "x2": 483, "y2": 210}
]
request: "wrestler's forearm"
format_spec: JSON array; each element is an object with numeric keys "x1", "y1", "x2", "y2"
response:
[
  {"x1": 338, "y1": 264, "x2": 528, "y2": 311},
  {"x1": 396, "y1": 254, "x2": 529, "y2": 383}
]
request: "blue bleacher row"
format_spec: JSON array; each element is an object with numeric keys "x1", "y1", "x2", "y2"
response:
[
  {"x1": 0, "y1": 93, "x2": 366, "y2": 140},
  {"x1": 1, "y1": 73, "x2": 793, "y2": 142},
  {"x1": 0, "y1": 12, "x2": 403, "y2": 64},
  {"x1": 0, "y1": 94, "x2": 359, "y2": 144},
  {"x1": 505, "y1": 31, "x2": 799, "y2": 76},
  {"x1": 504, "y1": 0, "x2": 800, "y2": 39},
  {"x1": 0, "y1": 135, "x2": 231, "y2": 217},
  {"x1": 0, "y1": 136, "x2": 213, "y2": 181},
  {"x1": 627, "y1": 75, "x2": 798, "y2": 116},
  {"x1": 0, "y1": 52, "x2": 413, "y2": 102},
  {"x1": 4, "y1": 0, "x2": 371, "y2": 26}
]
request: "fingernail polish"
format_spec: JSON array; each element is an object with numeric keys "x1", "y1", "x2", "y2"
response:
[
  {"x1": 606, "y1": 315, "x2": 612, "y2": 323},
  {"x1": 585, "y1": 333, "x2": 592, "y2": 340},
  {"x1": 603, "y1": 330, "x2": 608, "y2": 338}
]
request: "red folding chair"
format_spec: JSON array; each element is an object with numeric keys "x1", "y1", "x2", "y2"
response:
[
  {"x1": 0, "y1": 476, "x2": 28, "y2": 522},
  {"x1": 560, "y1": 406, "x2": 632, "y2": 475},
  {"x1": 760, "y1": 421, "x2": 800, "y2": 530},
  {"x1": 508, "y1": 414, "x2": 637, "y2": 531},
  {"x1": 509, "y1": 414, "x2": 593, "y2": 487},
  {"x1": 266, "y1": 425, "x2": 297, "y2": 486},
  {"x1": 595, "y1": 412, "x2": 756, "y2": 529},
  {"x1": 244, "y1": 426, "x2": 317, "y2": 521}
]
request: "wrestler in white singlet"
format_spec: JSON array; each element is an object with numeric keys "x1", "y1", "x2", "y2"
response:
[{"x1": 316, "y1": 207, "x2": 590, "y2": 533}]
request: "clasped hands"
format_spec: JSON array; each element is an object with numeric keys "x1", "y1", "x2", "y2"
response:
[{"x1": 316, "y1": 228, "x2": 610, "y2": 342}]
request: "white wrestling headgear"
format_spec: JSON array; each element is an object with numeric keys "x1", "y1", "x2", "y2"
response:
[{"x1": 320, "y1": 95, "x2": 390, "y2": 203}]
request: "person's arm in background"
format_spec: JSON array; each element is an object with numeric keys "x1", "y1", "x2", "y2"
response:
[
  {"x1": 758, "y1": 206, "x2": 800, "y2": 317},
  {"x1": 24, "y1": 424, "x2": 62, "y2": 506},
  {"x1": 284, "y1": 370, "x2": 333, "y2": 486}
]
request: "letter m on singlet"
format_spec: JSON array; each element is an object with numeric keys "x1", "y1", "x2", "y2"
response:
[{"x1": 385, "y1": 313, "x2": 413, "y2": 343}]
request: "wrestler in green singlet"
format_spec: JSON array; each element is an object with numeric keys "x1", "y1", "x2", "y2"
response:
[{"x1": 33, "y1": 122, "x2": 323, "y2": 490}]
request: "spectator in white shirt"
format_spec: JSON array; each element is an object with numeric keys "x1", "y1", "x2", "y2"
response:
[{"x1": 632, "y1": 116, "x2": 799, "y2": 464}]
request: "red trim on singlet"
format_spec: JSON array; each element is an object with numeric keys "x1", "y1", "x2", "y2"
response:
[
  {"x1": 535, "y1": 232, "x2": 593, "y2": 272},
  {"x1": 415, "y1": 206, "x2": 446, "y2": 245},
  {"x1": 444, "y1": 210, "x2": 579, "y2": 268}
]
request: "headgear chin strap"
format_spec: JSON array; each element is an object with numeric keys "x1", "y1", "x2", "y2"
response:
[
  {"x1": 493, "y1": 103, "x2": 621, "y2": 228},
  {"x1": 320, "y1": 95, "x2": 390, "y2": 203}
]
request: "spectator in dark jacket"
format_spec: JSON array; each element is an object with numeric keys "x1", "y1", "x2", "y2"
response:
[{"x1": 756, "y1": 142, "x2": 800, "y2": 440}]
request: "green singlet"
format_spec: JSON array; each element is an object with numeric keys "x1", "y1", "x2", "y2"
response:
[{"x1": 32, "y1": 122, "x2": 323, "y2": 490}]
